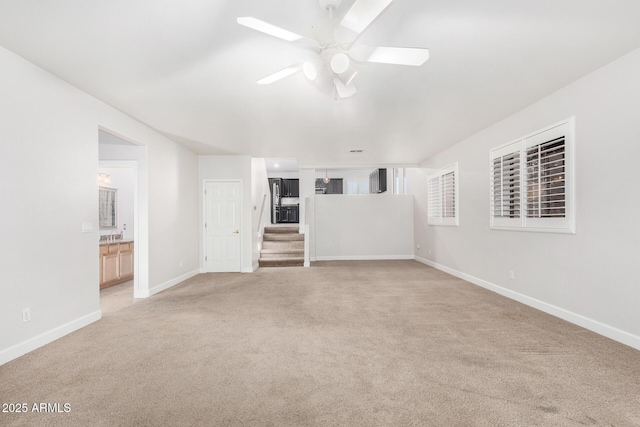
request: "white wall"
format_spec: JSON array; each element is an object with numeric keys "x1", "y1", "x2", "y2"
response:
[
  {"x1": 299, "y1": 169, "x2": 316, "y2": 259},
  {"x1": 98, "y1": 166, "x2": 135, "y2": 240},
  {"x1": 410, "y1": 48, "x2": 640, "y2": 349},
  {"x1": 267, "y1": 171, "x2": 299, "y2": 179},
  {"x1": 0, "y1": 45, "x2": 200, "y2": 365},
  {"x1": 251, "y1": 158, "x2": 271, "y2": 269},
  {"x1": 315, "y1": 194, "x2": 414, "y2": 260},
  {"x1": 198, "y1": 156, "x2": 253, "y2": 272}
]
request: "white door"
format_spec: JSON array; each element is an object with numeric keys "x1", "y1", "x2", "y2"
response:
[{"x1": 204, "y1": 181, "x2": 242, "y2": 272}]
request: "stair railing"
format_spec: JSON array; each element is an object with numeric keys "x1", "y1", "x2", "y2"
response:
[{"x1": 257, "y1": 193, "x2": 267, "y2": 233}]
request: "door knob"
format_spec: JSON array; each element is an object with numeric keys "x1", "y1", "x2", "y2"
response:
[{"x1": 233, "y1": 230, "x2": 239, "y2": 234}]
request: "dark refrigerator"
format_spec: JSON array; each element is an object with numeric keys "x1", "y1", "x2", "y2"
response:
[{"x1": 268, "y1": 178, "x2": 281, "y2": 224}]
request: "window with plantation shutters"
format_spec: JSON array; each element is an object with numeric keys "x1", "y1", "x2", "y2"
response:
[
  {"x1": 428, "y1": 163, "x2": 458, "y2": 226},
  {"x1": 526, "y1": 137, "x2": 565, "y2": 219},
  {"x1": 490, "y1": 118, "x2": 574, "y2": 233},
  {"x1": 491, "y1": 148, "x2": 521, "y2": 222}
]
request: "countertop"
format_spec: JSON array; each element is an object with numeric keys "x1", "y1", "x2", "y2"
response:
[{"x1": 99, "y1": 239, "x2": 134, "y2": 246}]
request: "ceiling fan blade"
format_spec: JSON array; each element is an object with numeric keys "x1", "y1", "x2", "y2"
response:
[
  {"x1": 334, "y1": 77, "x2": 357, "y2": 99},
  {"x1": 338, "y1": 0, "x2": 394, "y2": 38},
  {"x1": 366, "y1": 47, "x2": 430, "y2": 66},
  {"x1": 237, "y1": 17, "x2": 320, "y2": 49},
  {"x1": 237, "y1": 17, "x2": 304, "y2": 42},
  {"x1": 257, "y1": 65, "x2": 301, "y2": 85}
]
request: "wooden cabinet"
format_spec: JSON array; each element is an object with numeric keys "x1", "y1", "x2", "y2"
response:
[
  {"x1": 119, "y1": 242, "x2": 134, "y2": 280},
  {"x1": 282, "y1": 179, "x2": 299, "y2": 197},
  {"x1": 99, "y1": 241, "x2": 134, "y2": 289},
  {"x1": 102, "y1": 252, "x2": 119, "y2": 283}
]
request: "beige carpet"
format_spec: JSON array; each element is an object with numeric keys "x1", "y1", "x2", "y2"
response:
[{"x1": 1, "y1": 261, "x2": 639, "y2": 426}]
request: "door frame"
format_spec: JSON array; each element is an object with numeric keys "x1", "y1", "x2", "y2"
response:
[
  {"x1": 202, "y1": 179, "x2": 243, "y2": 273},
  {"x1": 99, "y1": 159, "x2": 146, "y2": 297}
]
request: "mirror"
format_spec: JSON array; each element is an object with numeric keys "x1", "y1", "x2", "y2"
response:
[{"x1": 99, "y1": 187, "x2": 118, "y2": 229}]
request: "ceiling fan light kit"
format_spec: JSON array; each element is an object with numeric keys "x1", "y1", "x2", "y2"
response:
[
  {"x1": 238, "y1": 0, "x2": 429, "y2": 99},
  {"x1": 302, "y1": 61, "x2": 319, "y2": 81},
  {"x1": 330, "y1": 52, "x2": 350, "y2": 74},
  {"x1": 337, "y1": 66, "x2": 358, "y2": 87}
]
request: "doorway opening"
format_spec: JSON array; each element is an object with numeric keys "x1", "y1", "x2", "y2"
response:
[{"x1": 98, "y1": 128, "x2": 149, "y2": 308}]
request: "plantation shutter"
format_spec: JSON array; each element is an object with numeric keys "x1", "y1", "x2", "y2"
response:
[
  {"x1": 442, "y1": 171, "x2": 455, "y2": 218},
  {"x1": 490, "y1": 142, "x2": 521, "y2": 227},
  {"x1": 526, "y1": 137, "x2": 566, "y2": 218},
  {"x1": 427, "y1": 175, "x2": 441, "y2": 220},
  {"x1": 428, "y1": 163, "x2": 459, "y2": 226},
  {"x1": 523, "y1": 122, "x2": 571, "y2": 230}
]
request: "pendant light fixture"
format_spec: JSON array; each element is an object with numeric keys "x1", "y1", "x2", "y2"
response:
[{"x1": 323, "y1": 169, "x2": 330, "y2": 184}]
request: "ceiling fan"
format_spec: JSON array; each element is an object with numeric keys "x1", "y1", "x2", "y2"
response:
[{"x1": 237, "y1": 0, "x2": 429, "y2": 100}]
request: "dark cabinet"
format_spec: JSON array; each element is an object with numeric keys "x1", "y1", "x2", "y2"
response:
[
  {"x1": 282, "y1": 179, "x2": 299, "y2": 197},
  {"x1": 369, "y1": 169, "x2": 387, "y2": 193},
  {"x1": 315, "y1": 178, "x2": 343, "y2": 194},
  {"x1": 280, "y1": 206, "x2": 299, "y2": 223},
  {"x1": 329, "y1": 179, "x2": 343, "y2": 194}
]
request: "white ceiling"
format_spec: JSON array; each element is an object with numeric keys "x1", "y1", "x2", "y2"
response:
[{"x1": 1, "y1": 0, "x2": 639, "y2": 167}]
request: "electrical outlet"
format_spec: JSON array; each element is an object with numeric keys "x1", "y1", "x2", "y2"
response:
[
  {"x1": 22, "y1": 308, "x2": 31, "y2": 323},
  {"x1": 428, "y1": 249, "x2": 432, "y2": 255},
  {"x1": 509, "y1": 270, "x2": 515, "y2": 280},
  {"x1": 416, "y1": 244, "x2": 420, "y2": 249},
  {"x1": 179, "y1": 260, "x2": 183, "y2": 268}
]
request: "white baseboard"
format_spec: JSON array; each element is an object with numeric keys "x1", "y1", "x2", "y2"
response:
[
  {"x1": 414, "y1": 256, "x2": 640, "y2": 351},
  {"x1": 0, "y1": 310, "x2": 102, "y2": 366},
  {"x1": 316, "y1": 255, "x2": 414, "y2": 261},
  {"x1": 138, "y1": 269, "x2": 200, "y2": 298},
  {"x1": 241, "y1": 264, "x2": 259, "y2": 273}
]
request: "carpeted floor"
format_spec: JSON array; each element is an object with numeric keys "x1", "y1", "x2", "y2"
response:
[{"x1": 1, "y1": 260, "x2": 639, "y2": 426}]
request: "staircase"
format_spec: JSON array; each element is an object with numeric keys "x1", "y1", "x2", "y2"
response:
[{"x1": 259, "y1": 226, "x2": 304, "y2": 267}]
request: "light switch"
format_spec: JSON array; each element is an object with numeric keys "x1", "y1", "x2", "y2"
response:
[{"x1": 82, "y1": 222, "x2": 94, "y2": 233}]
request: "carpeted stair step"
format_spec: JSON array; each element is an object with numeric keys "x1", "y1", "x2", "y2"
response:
[
  {"x1": 260, "y1": 250, "x2": 304, "y2": 259},
  {"x1": 264, "y1": 226, "x2": 299, "y2": 234},
  {"x1": 263, "y1": 233, "x2": 304, "y2": 241},
  {"x1": 258, "y1": 257, "x2": 304, "y2": 267},
  {"x1": 262, "y1": 240, "x2": 304, "y2": 250},
  {"x1": 260, "y1": 226, "x2": 305, "y2": 268}
]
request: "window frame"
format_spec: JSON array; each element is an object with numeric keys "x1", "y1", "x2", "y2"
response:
[
  {"x1": 428, "y1": 162, "x2": 459, "y2": 227},
  {"x1": 489, "y1": 118, "x2": 575, "y2": 234}
]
